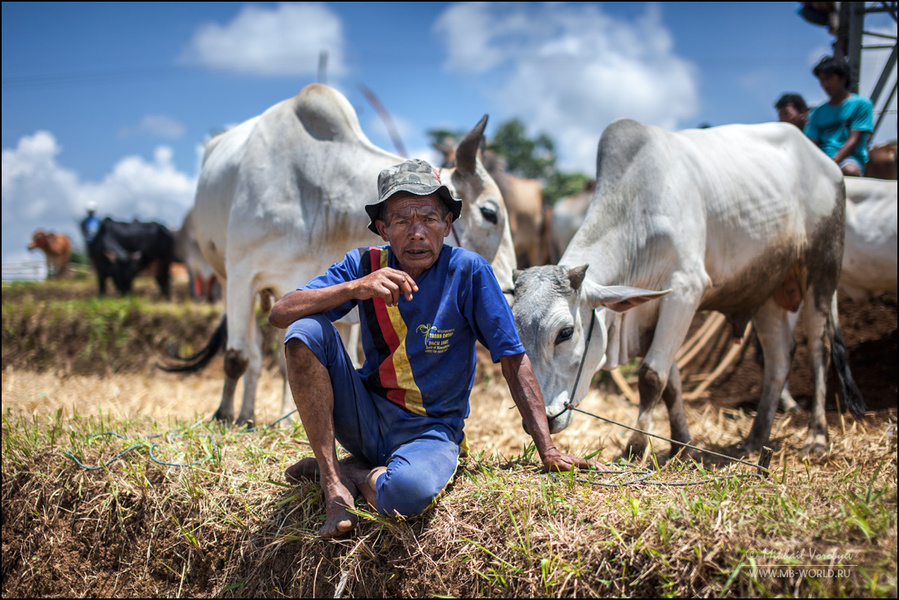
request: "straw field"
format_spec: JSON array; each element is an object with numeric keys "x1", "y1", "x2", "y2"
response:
[{"x1": 2, "y1": 277, "x2": 896, "y2": 597}]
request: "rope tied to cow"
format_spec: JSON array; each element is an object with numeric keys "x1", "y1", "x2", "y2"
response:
[{"x1": 554, "y1": 402, "x2": 774, "y2": 480}]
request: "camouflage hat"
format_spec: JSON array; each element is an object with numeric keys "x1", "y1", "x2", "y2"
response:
[{"x1": 365, "y1": 158, "x2": 462, "y2": 234}]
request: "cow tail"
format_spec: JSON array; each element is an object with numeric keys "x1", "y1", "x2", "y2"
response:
[
  {"x1": 828, "y1": 298, "x2": 866, "y2": 417},
  {"x1": 155, "y1": 315, "x2": 227, "y2": 373}
]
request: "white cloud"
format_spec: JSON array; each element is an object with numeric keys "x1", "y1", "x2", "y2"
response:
[
  {"x1": 2, "y1": 131, "x2": 197, "y2": 274},
  {"x1": 180, "y1": 3, "x2": 346, "y2": 77},
  {"x1": 433, "y1": 3, "x2": 699, "y2": 174},
  {"x1": 119, "y1": 114, "x2": 186, "y2": 139}
]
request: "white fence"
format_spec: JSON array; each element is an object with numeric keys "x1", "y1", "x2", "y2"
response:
[{"x1": 1, "y1": 261, "x2": 91, "y2": 282}]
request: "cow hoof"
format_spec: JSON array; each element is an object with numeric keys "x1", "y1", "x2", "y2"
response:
[
  {"x1": 620, "y1": 444, "x2": 646, "y2": 463},
  {"x1": 730, "y1": 443, "x2": 753, "y2": 459},
  {"x1": 213, "y1": 410, "x2": 234, "y2": 424},
  {"x1": 801, "y1": 443, "x2": 827, "y2": 457},
  {"x1": 235, "y1": 417, "x2": 255, "y2": 429}
]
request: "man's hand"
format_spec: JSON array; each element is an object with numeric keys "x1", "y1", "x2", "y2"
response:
[
  {"x1": 500, "y1": 353, "x2": 606, "y2": 472},
  {"x1": 355, "y1": 267, "x2": 418, "y2": 307},
  {"x1": 541, "y1": 446, "x2": 605, "y2": 472}
]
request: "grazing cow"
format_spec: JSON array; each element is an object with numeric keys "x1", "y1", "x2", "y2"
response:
[
  {"x1": 173, "y1": 207, "x2": 221, "y2": 303},
  {"x1": 548, "y1": 180, "x2": 595, "y2": 264},
  {"x1": 91, "y1": 218, "x2": 176, "y2": 299},
  {"x1": 863, "y1": 143, "x2": 897, "y2": 180},
  {"x1": 27, "y1": 230, "x2": 71, "y2": 279},
  {"x1": 511, "y1": 119, "x2": 863, "y2": 459},
  {"x1": 435, "y1": 141, "x2": 547, "y2": 267},
  {"x1": 183, "y1": 84, "x2": 516, "y2": 426}
]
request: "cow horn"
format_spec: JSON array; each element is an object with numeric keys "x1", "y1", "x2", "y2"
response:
[
  {"x1": 567, "y1": 265, "x2": 589, "y2": 291},
  {"x1": 455, "y1": 115, "x2": 488, "y2": 175}
]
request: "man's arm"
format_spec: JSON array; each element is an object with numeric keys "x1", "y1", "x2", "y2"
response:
[
  {"x1": 269, "y1": 267, "x2": 419, "y2": 329},
  {"x1": 500, "y1": 352, "x2": 601, "y2": 472},
  {"x1": 832, "y1": 129, "x2": 865, "y2": 165}
]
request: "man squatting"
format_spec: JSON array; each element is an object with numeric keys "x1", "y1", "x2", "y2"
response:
[{"x1": 269, "y1": 159, "x2": 599, "y2": 538}]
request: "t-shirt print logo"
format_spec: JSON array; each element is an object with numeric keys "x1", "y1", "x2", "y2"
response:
[{"x1": 416, "y1": 323, "x2": 455, "y2": 354}]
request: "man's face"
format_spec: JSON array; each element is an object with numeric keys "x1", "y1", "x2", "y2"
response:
[
  {"x1": 376, "y1": 192, "x2": 453, "y2": 279},
  {"x1": 778, "y1": 104, "x2": 806, "y2": 128},
  {"x1": 817, "y1": 72, "x2": 846, "y2": 99}
]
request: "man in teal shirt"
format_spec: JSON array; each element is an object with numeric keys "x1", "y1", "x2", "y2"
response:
[{"x1": 805, "y1": 56, "x2": 874, "y2": 176}]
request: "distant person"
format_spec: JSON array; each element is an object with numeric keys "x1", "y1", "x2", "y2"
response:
[
  {"x1": 775, "y1": 93, "x2": 809, "y2": 130},
  {"x1": 80, "y1": 201, "x2": 101, "y2": 248},
  {"x1": 805, "y1": 56, "x2": 874, "y2": 176}
]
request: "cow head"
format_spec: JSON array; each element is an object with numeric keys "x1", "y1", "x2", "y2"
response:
[
  {"x1": 28, "y1": 230, "x2": 47, "y2": 251},
  {"x1": 511, "y1": 264, "x2": 669, "y2": 433},
  {"x1": 103, "y1": 249, "x2": 143, "y2": 295},
  {"x1": 440, "y1": 115, "x2": 517, "y2": 294}
]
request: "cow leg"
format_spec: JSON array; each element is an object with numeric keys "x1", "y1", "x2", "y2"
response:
[
  {"x1": 214, "y1": 280, "x2": 253, "y2": 424},
  {"x1": 661, "y1": 362, "x2": 692, "y2": 459},
  {"x1": 235, "y1": 317, "x2": 264, "y2": 426},
  {"x1": 625, "y1": 292, "x2": 698, "y2": 460},
  {"x1": 800, "y1": 293, "x2": 833, "y2": 455},
  {"x1": 156, "y1": 262, "x2": 172, "y2": 300},
  {"x1": 741, "y1": 299, "x2": 794, "y2": 454}
]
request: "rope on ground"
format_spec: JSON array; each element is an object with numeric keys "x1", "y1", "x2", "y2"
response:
[
  {"x1": 549, "y1": 469, "x2": 765, "y2": 488},
  {"x1": 565, "y1": 404, "x2": 772, "y2": 475}
]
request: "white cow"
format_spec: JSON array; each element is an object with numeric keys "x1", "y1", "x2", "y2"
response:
[
  {"x1": 173, "y1": 207, "x2": 220, "y2": 303},
  {"x1": 774, "y1": 176, "x2": 896, "y2": 413},
  {"x1": 840, "y1": 176, "x2": 898, "y2": 299},
  {"x1": 188, "y1": 84, "x2": 516, "y2": 426},
  {"x1": 511, "y1": 119, "x2": 864, "y2": 458},
  {"x1": 548, "y1": 180, "x2": 595, "y2": 264}
]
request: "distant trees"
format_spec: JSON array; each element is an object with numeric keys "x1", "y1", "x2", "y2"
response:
[{"x1": 427, "y1": 118, "x2": 592, "y2": 206}]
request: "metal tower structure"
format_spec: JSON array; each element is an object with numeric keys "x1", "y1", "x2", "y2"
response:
[{"x1": 833, "y1": 2, "x2": 898, "y2": 139}]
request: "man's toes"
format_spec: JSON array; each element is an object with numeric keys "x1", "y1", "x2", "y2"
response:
[{"x1": 285, "y1": 457, "x2": 320, "y2": 483}]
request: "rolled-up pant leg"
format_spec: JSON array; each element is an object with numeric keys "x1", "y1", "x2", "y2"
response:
[
  {"x1": 286, "y1": 315, "x2": 463, "y2": 518},
  {"x1": 376, "y1": 422, "x2": 462, "y2": 517}
]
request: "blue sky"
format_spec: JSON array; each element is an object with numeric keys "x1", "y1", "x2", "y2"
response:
[{"x1": 3, "y1": 2, "x2": 896, "y2": 272}]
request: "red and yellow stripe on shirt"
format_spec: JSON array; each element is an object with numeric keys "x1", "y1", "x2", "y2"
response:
[{"x1": 367, "y1": 248, "x2": 426, "y2": 416}]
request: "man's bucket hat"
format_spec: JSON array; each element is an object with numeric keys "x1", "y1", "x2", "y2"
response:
[{"x1": 365, "y1": 158, "x2": 462, "y2": 234}]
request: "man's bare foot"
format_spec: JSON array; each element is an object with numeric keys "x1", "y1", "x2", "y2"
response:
[
  {"x1": 285, "y1": 457, "x2": 320, "y2": 483},
  {"x1": 285, "y1": 456, "x2": 372, "y2": 487},
  {"x1": 320, "y1": 480, "x2": 359, "y2": 538}
]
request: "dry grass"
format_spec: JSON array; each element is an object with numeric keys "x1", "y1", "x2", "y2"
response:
[
  {"x1": 2, "y1": 278, "x2": 897, "y2": 597},
  {"x1": 3, "y1": 363, "x2": 897, "y2": 598}
]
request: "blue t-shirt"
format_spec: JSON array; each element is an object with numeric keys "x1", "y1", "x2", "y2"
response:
[
  {"x1": 299, "y1": 244, "x2": 525, "y2": 420},
  {"x1": 805, "y1": 93, "x2": 874, "y2": 168},
  {"x1": 81, "y1": 215, "x2": 100, "y2": 244}
]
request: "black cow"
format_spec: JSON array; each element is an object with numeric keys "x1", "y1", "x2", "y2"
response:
[{"x1": 90, "y1": 218, "x2": 176, "y2": 299}]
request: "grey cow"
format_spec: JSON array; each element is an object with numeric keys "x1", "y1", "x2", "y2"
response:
[{"x1": 511, "y1": 119, "x2": 864, "y2": 458}]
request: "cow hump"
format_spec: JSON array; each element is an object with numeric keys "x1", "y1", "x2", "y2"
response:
[{"x1": 290, "y1": 83, "x2": 368, "y2": 144}]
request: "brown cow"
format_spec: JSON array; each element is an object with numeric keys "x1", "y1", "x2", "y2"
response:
[
  {"x1": 27, "y1": 230, "x2": 72, "y2": 279},
  {"x1": 434, "y1": 139, "x2": 547, "y2": 267},
  {"x1": 864, "y1": 143, "x2": 898, "y2": 180}
]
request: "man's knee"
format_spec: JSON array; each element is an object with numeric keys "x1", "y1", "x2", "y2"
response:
[
  {"x1": 375, "y1": 467, "x2": 450, "y2": 517},
  {"x1": 284, "y1": 314, "x2": 340, "y2": 366}
]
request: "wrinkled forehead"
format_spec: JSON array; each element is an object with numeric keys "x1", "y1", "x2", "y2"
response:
[{"x1": 385, "y1": 192, "x2": 444, "y2": 217}]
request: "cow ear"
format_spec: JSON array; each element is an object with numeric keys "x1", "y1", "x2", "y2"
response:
[
  {"x1": 455, "y1": 115, "x2": 488, "y2": 175},
  {"x1": 584, "y1": 282, "x2": 671, "y2": 313},
  {"x1": 567, "y1": 264, "x2": 589, "y2": 291}
]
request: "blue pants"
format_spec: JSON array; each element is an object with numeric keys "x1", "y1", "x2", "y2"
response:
[{"x1": 285, "y1": 315, "x2": 463, "y2": 517}]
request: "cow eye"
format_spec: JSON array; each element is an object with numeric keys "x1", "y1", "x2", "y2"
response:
[
  {"x1": 555, "y1": 326, "x2": 574, "y2": 345},
  {"x1": 479, "y1": 205, "x2": 498, "y2": 224}
]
